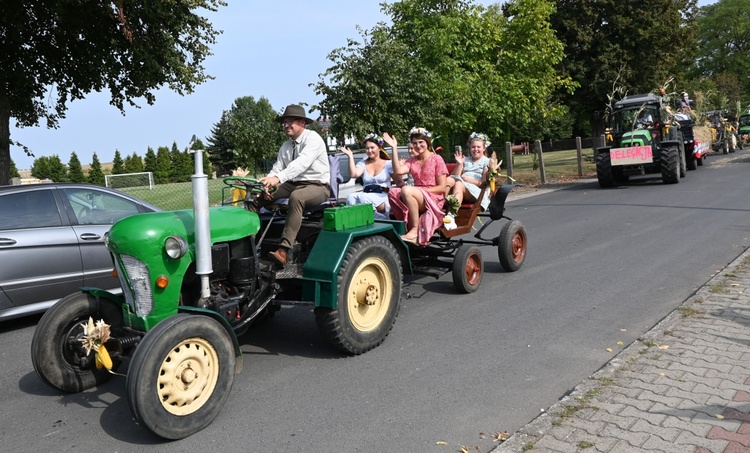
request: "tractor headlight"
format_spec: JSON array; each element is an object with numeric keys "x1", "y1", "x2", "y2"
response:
[{"x1": 164, "y1": 235, "x2": 188, "y2": 259}]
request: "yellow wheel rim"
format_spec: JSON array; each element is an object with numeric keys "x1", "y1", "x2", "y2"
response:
[
  {"x1": 346, "y1": 257, "x2": 392, "y2": 332},
  {"x1": 157, "y1": 337, "x2": 219, "y2": 416}
]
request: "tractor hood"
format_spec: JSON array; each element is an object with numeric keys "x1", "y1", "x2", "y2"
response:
[
  {"x1": 107, "y1": 206, "x2": 260, "y2": 257},
  {"x1": 620, "y1": 129, "x2": 653, "y2": 147}
]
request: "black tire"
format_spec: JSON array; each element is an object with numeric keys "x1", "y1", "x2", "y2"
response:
[
  {"x1": 679, "y1": 146, "x2": 687, "y2": 177},
  {"x1": 126, "y1": 314, "x2": 235, "y2": 440},
  {"x1": 697, "y1": 155, "x2": 704, "y2": 166},
  {"x1": 314, "y1": 235, "x2": 402, "y2": 355},
  {"x1": 660, "y1": 146, "x2": 680, "y2": 184},
  {"x1": 498, "y1": 220, "x2": 527, "y2": 272},
  {"x1": 452, "y1": 245, "x2": 483, "y2": 293},
  {"x1": 595, "y1": 151, "x2": 615, "y2": 188},
  {"x1": 686, "y1": 152, "x2": 697, "y2": 171},
  {"x1": 612, "y1": 167, "x2": 629, "y2": 184},
  {"x1": 31, "y1": 292, "x2": 123, "y2": 393}
]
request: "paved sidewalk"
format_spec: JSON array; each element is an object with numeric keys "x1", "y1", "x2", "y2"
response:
[{"x1": 494, "y1": 247, "x2": 750, "y2": 453}]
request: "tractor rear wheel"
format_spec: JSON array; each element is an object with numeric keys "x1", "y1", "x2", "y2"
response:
[{"x1": 315, "y1": 236, "x2": 402, "y2": 355}]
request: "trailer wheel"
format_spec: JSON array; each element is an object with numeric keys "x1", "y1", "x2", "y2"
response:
[
  {"x1": 31, "y1": 292, "x2": 123, "y2": 393},
  {"x1": 315, "y1": 235, "x2": 402, "y2": 355},
  {"x1": 498, "y1": 220, "x2": 527, "y2": 272},
  {"x1": 127, "y1": 314, "x2": 235, "y2": 440},
  {"x1": 686, "y1": 149, "x2": 697, "y2": 171},
  {"x1": 452, "y1": 245, "x2": 483, "y2": 293},
  {"x1": 697, "y1": 155, "x2": 704, "y2": 166},
  {"x1": 595, "y1": 151, "x2": 615, "y2": 188},
  {"x1": 661, "y1": 146, "x2": 680, "y2": 184}
]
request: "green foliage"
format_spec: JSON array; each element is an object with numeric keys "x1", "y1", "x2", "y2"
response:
[
  {"x1": 314, "y1": 0, "x2": 570, "y2": 148},
  {"x1": 87, "y1": 152, "x2": 105, "y2": 186},
  {"x1": 693, "y1": 0, "x2": 750, "y2": 108},
  {"x1": 31, "y1": 155, "x2": 68, "y2": 182},
  {"x1": 124, "y1": 152, "x2": 144, "y2": 173},
  {"x1": 207, "y1": 96, "x2": 286, "y2": 175},
  {"x1": 10, "y1": 159, "x2": 19, "y2": 178},
  {"x1": 112, "y1": 150, "x2": 125, "y2": 175},
  {"x1": 154, "y1": 146, "x2": 172, "y2": 184},
  {"x1": 67, "y1": 151, "x2": 86, "y2": 183},
  {"x1": 143, "y1": 147, "x2": 157, "y2": 175},
  {"x1": 550, "y1": 0, "x2": 698, "y2": 136},
  {"x1": 1, "y1": 0, "x2": 227, "y2": 185},
  {"x1": 169, "y1": 142, "x2": 192, "y2": 182}
]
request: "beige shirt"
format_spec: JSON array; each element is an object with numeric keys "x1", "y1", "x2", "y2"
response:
[{"x1": 268, "y1": 128, "x2": 330, "y2": 184}]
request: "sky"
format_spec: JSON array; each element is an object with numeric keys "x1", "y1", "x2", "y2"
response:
[{"x1": 9, "y1": 0, "x2": 715, "y2": 170}]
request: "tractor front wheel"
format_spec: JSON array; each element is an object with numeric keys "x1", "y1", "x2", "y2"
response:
[
  {"x1": 596, "y1": 151, "x2": 615, "y2": 188},
  {"x1": 31, "y1": 292, "x2": 123, "y2": 393},
  {"x1": 126, "y1": 314, "x2": 236, "y2": 440},
  {"x1": 315, "y1": 236, "x2": 402, "y2": 355}
]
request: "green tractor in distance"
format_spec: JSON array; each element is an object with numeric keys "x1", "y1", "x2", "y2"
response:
[
  {"x1": 596, "y1": 93, "x2": 689, "y2": 187},
  {"x1": 738, "y1": 113, "x2": 750, "y2": 148}
]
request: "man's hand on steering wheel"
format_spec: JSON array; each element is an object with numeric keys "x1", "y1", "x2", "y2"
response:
[{"x1": 259, "y1": 176, "x2": 280, "y2": 199}]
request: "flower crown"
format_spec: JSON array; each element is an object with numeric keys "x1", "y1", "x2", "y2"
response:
[
  {"x1": 409, "y1": 127, "x2": 432, "y2": 139},
  {"x1": 362, "y1": 133, "x2": 384, "y2": 147},
  {"x1": 469, "y1": 132, "x2": 491, "y2": 148}
]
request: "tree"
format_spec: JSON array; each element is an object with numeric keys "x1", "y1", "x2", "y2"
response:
[
  {"x1": 31, "y1": 155, "x2": 67, "y2": 182},
  {"x1": 206, "y1": 96, "x2": 286, "y2": 174},
  {"x1": 88, "y1": 152, "x2": 105, "y2": 186},
  {"x1": 10, "y1": 158, "x2": 19, "y2": 178},
  {"x1": 1, "y1": 1, "x2": 227, "y2": 186},
  {"x1": 111, "y1": 150, "x2": 125, "y2": 175},
  {"x1": 67, "y1": 151, "x2": 85, "y2": 183},
  {"x1": 314, "y1": 0, "x2": 571, "y2": 148},
  {"x1": 170, "y1": 142, "x2": 192, "y2": 182},
  {"x1": 124, "y1": 152, "x2": 144, "y2": 173},
  {"x1": 154, "y1": 146, "x2": 172, "y2": 184},
  {"x1": 693, "y1": 0, "x2": 750, "y2": 106},
  {"x1": 143, "y1": 147, "x2": 157, "y2": 175},
  {"x1": 550, "y1": 0, "x2": 698, "y2": 136}
]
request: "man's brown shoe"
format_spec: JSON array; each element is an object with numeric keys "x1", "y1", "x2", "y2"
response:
[{"x1": 268, "y1": 248, "x2": 287, "y2": 266}]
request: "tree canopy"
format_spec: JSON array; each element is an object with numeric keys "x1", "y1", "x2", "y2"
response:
[
  {"x1": 314, "y1": 0, "x2": 571, "y2": 147},
  {"x1": 550, "y1": 0, "x2": 698, "y2": 136},
  {"x1": 206, "y1": 96, "x2": 286, "y2": 174},
  {"x1": 0, "y1": 0, "x2": 226, "y2": 185}
]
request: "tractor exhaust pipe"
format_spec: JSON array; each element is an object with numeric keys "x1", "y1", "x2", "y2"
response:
[{"x1": 189, "y1": 135, "x2": 212, "y2": 301}]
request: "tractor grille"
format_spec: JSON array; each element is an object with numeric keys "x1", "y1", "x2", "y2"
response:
[{"x1": 116, "y1": 254, "x2": 154, "y2": 317}]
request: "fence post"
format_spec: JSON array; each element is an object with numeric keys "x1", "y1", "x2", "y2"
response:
[
  {"x1": 505, "y1": 141, "x2": 513, "y2": 181},
  {"x1": 576, "y1": 136, "x2": 583, "y2": 176},
  {"x1": 535, "y1": 139, "x2": 546, "y2": 184}
]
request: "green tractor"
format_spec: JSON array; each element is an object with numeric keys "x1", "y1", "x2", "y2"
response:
[
  {"x1": 596, "y1": 93, "x2": 689, "y2": 187},
  {"x1": 738, "y1": 113, "x2": 750, "y2": 148},
  {"x1": 30, "y1": 146, "x2": 410, "y2": 440}
]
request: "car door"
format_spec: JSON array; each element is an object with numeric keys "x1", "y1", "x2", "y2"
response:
[
  {"x1": 0, "y1": 187, "x2": 83, "y2": 310},
  {"x1": 60, "y1": 187, "x2": 147, "y2": 290}
]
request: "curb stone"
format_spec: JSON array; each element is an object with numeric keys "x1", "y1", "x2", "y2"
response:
[{"x1": 491, "y1": 246, "x2": 750, "y2": 453}]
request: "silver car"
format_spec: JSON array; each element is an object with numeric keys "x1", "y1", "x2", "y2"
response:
[{"x1": 0, "y1": 183, "x2": 160, "y2": 321}]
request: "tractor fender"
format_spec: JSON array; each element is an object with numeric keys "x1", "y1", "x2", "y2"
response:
[{"x1": 301, "y1": 223, "x2": 410, "y2": 309}]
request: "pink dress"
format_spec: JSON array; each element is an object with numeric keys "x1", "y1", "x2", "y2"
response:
[{"x1": 388, "y1": 153, "x2": 448, "y2": 245}]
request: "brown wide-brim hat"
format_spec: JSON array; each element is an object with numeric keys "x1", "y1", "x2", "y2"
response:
[{"x1": 276, "y1": 104, "x2": 315, "y2": 125}]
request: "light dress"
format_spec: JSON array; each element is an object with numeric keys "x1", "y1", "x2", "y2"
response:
[
  {"x1": 449, "y1": 155, "x2": 490, "y2": 210},
  {"x1": 346, "y1": 159, "x2": 393, "y2": 220}
]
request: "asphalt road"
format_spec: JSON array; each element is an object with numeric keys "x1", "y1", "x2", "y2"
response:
[{"x1": 2, "y1": 149, "x2": 749, "y2": 452}]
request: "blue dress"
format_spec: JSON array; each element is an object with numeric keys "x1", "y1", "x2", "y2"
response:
[
  {"x1": 449, "y1": 156, "x2": 490, "y2": 210},
  {"x1": 346, "y1": 160, "x2": 393, "y2": 220}
]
